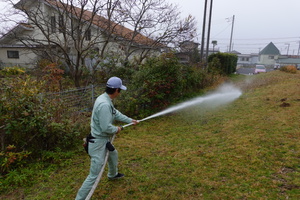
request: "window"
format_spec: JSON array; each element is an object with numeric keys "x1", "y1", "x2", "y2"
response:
[
  {"x1": 85, "y1": 29, "x2": 91, "y2": 41},
  {"x1": 50, "y1": 16, "x2": 56, "y2": 33},
  {"x1": 58, "y1": 15, "x2": 65, "y2": 33},
  {"x1": 241, "y1": 57, "x2": 249, "y2": 61},
  {"x1": 7, "y1": 51, "x2": 19, "y2": 59}
]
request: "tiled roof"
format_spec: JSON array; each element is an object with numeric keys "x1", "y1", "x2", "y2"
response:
[{"x1": 45, "y1": 0, "x2": 163, "y2": 47}]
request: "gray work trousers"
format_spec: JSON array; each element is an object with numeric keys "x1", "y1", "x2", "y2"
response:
[{"x1": 75, "y1": 138, "x2": 118, "y2": 200}]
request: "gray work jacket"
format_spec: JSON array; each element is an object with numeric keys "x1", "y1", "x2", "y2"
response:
[{"x1": 90, "y1": 93, "x2": 132, "y2": 138}]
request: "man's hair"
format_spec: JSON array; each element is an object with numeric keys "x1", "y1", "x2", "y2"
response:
[{"x1": 105, "y1": 87, "x2": 120, "y2": 94}]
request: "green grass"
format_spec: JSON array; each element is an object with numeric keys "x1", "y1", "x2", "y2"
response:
[{"x1": 1, "y1": 70, "x2": 300, "y2": 199}]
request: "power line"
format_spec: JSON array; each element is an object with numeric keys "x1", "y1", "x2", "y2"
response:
[{"x1": 212, "y1": 36, "x2": 300, "y2": 41}]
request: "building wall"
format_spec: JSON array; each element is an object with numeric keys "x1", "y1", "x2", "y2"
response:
[
  {"x1": 236, "y1": 54, "x2": 259, "y2": 67},
  {"x1": 259, "y1": 55, "x2": 279, "y2": 66},
  {"x1": 0, "y1": 47, "x2": 38, "y2": 68}
]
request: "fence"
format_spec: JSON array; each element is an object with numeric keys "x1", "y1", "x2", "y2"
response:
[
  {"x1": 0, "y1": 84, "x2": 104, "y2": 112},
  {"x1": 44, "y1": 85, "x2": 104, "y2": 112},
  {"x1": 0, "y1": 84, "x2": 104, "y2": 151}
]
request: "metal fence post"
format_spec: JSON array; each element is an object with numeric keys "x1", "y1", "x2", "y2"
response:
[{"x1": 91, "y1": 85, "x2": 94, "y2": 107}]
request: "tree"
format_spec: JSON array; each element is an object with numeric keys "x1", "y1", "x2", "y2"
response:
[
  {"x1": 2, "y1": 0, "x2": 114, "y2": 87},
  {"x1": 212, "y1": 40, "x2": 217, "y2": 53},
  {"x1": 116, "y1": 0, "x2": 197, "y2": 65},
  {"x1": 207, "y1": 52, "x2": 237, "y2": 75},
  {"x1": 1, "y1": 0, "x2": 197, "y2": 87}
]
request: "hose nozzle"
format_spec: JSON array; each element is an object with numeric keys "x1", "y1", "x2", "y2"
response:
[{"x1": 122, "y1": 120, "x2": 140, "y2": 128}]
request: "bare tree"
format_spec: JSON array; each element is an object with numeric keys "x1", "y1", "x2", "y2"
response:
[
  {"x1": 7, "y1": 0, "x2": 112, "y2": 87},
  {"x1": 115, "y1": 0, "x2": 197, "y2": 64},
  {"x1": 0, "y1": 0, "x2": 197, "y2": 87},
  {"x1": 1, "y1": 0, "x2": 105, "y2": 87}
]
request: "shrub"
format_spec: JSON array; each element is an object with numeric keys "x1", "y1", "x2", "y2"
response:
[
  {"x1": 114, "y1": 54, "x2": 216, "y2": 118},
  {"x1": 279, "y1": 65, "x2": 297, "y2": 74},
  {"x1": 0, "y1": 75, "x2": 87, "y2": 157},
  {"x1": 0, "y1": 145, "x2": 31, "y2": 175},
  {"x1": 42, "y1": 63, "x2": 64, "y2": 92},
  {"x1": 0, "y1": 66, "x2": 25, "y2": 76},
  {"x1": 207, "y1": 52, "x2": 238, "y2": 75},
  {"x1": 119, "y1": 55, "x2": 182, "y2": 117}
]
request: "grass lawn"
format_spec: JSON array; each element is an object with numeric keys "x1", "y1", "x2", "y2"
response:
[{"x1": 1, "y1": 70, "x2": 300, "y2": 199}]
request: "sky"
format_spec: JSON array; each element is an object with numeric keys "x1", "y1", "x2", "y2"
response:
[
  {"x1": 1, "y1": 0, "x2": 300, "y2": 55},
  {"x1": 168, "y1": 0, "x2": 300, "y2": 54}
]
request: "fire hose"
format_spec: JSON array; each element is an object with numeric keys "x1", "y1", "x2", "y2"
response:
[
  {"x1": 85, "y1": 121, "x2": 139, "y2": 200},
  {"x1": 85, "y1": 134, "x2": 115, "y2": 200}
]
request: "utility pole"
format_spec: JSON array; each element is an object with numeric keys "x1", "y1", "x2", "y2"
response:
[
  {"x1": 200, "y1": 0, "x2": 208, "y2": 62},
  {"x1": 205, "y1": 0, "x2": 214, "y2": 61},
  {"x1": 297, "y1": 41, "x2": 300, "y2": 56},
  {"x1": 285, "y1": 43, "x2": 290, "y2": 55},
  {"x1": 229, "y1": 15, "x2": 235, "y2": 52}
]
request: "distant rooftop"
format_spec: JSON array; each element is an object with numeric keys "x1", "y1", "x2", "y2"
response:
[{"x1": 259, "y1": 42, "x2": 280, "y2": 55}]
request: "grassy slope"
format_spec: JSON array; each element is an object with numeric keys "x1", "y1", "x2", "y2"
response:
[{"x1": 2, "y1": 70, "x2": 300, "y2": 199}]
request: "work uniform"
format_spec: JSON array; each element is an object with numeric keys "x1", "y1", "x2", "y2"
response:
[{"x1": 75, "y1": 92, "x2": 132, "y2": 200}]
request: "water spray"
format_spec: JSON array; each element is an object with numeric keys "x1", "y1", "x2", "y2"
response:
[{"x1": 122, "y1": 83, "x2": 242, "y2": 129}]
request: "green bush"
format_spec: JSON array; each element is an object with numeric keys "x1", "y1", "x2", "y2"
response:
[
  {"x1": 0, "y1": 145, "x2": 31, "y2": 175},
  {"x1": 118, "y1": 56, "x2": 181, "y2": 117},
  {"x1": 207, "y1": 52, "x2": 238, "y2": 75},
  {"x1": 114, "y1": 54, "x2": 215, "y2": 118},
  {"x1": 0, "y1": 75, "x2": 87, "y2": 159},
  {"x1": 0, "y1": 66, "x2": 25, "y2": 76}
]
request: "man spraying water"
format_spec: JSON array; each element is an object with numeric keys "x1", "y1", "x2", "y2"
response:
[
  {"x1": 75, "y1": 77, "x2": 139, "y2": 200},
  {"x1": 82, "y1": 82, "x2": 242, "y2": 200}
]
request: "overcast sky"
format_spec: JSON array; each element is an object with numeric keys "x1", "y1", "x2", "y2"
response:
[
  {"x1": 1, "y1": 0, "x2": 300, "y2": 55},
  {"x1": 169, "y1": 0, "x2": 300, "y2": 54}
]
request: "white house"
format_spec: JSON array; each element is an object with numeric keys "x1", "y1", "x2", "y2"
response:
[
  {"x1": 236, "y1": 53, "x2": 259, "y2": 67},
  {"x1": 0, "y1": 23, "x2": 37, "y2": 67},
  {"x1": 258, "y1": 42, "x2": 280, "y2": 66},
  {"x1": 0, "y1": 0, "x2": 164, "y2": 69},
  {"x1": 233, "y1": 42, "x2": 280, "y2": 68}
]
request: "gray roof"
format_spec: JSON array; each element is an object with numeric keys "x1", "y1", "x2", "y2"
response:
[
  {"x1": 229, "y1": 50, "x2": 241, "y2": 54},
  {"x1": 277, "y1": 58, "x2": 300, "y2": 64},
  {"x1": 259, "y1": 42, "x2": 280, "y2": 55}
]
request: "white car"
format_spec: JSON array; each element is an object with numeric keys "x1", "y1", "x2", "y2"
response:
[{"x1": 254, "y1": 65, "x2": 266, "y2": 74}]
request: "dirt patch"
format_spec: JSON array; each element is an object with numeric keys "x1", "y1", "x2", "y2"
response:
[{"x1": 280, "y1": 102, "x2": 291, "y2": 107}]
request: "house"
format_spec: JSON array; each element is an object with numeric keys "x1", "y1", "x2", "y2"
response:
[
  {"x1": 233, "y1": 42, "x2": 282, "y2": 68},
  {"x1": 236, "y1": 53, "x2": 259, "y2": 68},
  {"x1": 258, "y1": 42, "x2": 280, "y2": 66},
  {"x1": 229, "y1": 50, "x2": 259, "y2": 67},
  {"x1": 239, "y1": 53, "x2": 259, "y2": 67},
  {"x1": 175, "y1": 41, "x2": 221, "y2": 64},
  {"x1": 0, "y1": 0, "x2": 164, "y2": 69},
  {"x1": 0, "y1": 23, "x2": 37, "y2": 68},
  {"x1": 175, "y1": 41, "x2": 200, "y2": 64},
  {"x1": 275, "y1": 55, "x2": 300, "y2": 69}
]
